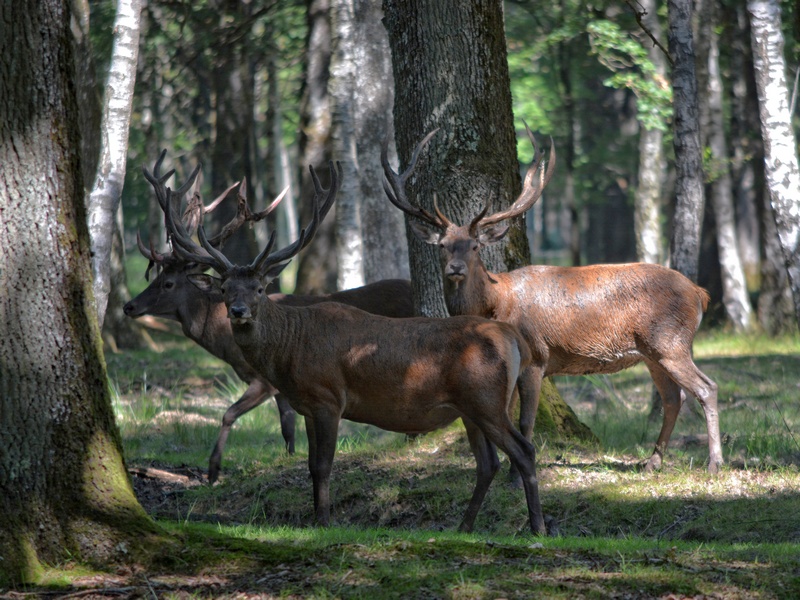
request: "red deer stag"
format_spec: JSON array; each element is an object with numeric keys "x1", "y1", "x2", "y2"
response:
[
  {"x1": 163, "y1": 161, "x2": 549, "y2": 535},
  {"x1": 129, "y1": 152, "x2": 414, "y2": 484},
  {"x1": 383, "y1": 126, "x2": 723, "y2": 474}
]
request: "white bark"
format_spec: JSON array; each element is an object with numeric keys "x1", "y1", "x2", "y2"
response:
[
  {"x1": 633, "y1": 0, "x2": 665, "y2": 265},
  {"x1": 87, "y1": 0, "x2": 142, "y2": 328},
  {"x1": 330, "y1": 0, "x2": 407, "y2": 290},
  {"x1": 748, "y1": 0, "x2": 800, "y2": 327},
  {"x1": 707, "y1": 18, "x2": 753, "y2": 330},
  {"x1": 635, "y1": 128, "x2": 663, "y2": 264}
]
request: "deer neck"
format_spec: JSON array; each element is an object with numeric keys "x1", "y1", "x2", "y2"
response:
[
  {"x1": 229, "y1": 297, "x2": 295, "y2": 378},
  {"x1": 180, "y1": 294, "x2": 221, "y2": 345},
  {"x1": 443, "y1": 264, "x2": 501, "y2": 319}
]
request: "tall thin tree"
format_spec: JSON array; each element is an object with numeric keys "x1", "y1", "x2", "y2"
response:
[
  {"x1": 748, "y1": 0, "x2": 800, "y2": 329},
  {"x1": 667, "y1": 0, "x2": 705, "y2": 281},
  {"x1": 87, "y1": 0, "x2": 142, "y2": 328}
]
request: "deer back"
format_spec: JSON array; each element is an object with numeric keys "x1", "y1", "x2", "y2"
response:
[{"x1": 484, "y1": 263, "x2": 709, "y2": 375}]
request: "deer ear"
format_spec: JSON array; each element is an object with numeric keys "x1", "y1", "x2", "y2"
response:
[
  {"x1": 187, "y1": 273, "x2": 223, "y2": 300},
  {"x1": 478, "y1": 224, "x2": 510, "y2": 246},
  {"x1": 410, "y1": 221, "x2": 442, "y2": 245},
  {"x1": 262, "y1": 261, "x2": 290, "y2": 281}
]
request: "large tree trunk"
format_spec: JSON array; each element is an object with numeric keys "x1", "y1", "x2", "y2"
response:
[
  {"x1": 383, "y1": 0, "x2": 590, "y2": 442},
  {"x1": 667, "y1": 0, "x2": 705, "y2": 281},
  {"x1": 0, "y1": 0, "x2": 159, "y2": 582},
  {"x1": 294, "y1": 0, "x2": 337, "y2": 294},
  {"x1": 87, "y1": 0, "x2": 142, "y2": 328},
  {"x1": 748, "y1": 0, "x2": 800, "y2": 329},
  {"x1": 383, "y1": 0, "x2": 529, "y2": 318},
  {"x1": 329, "y1": 0, "x2": 408, "y2": 288}
]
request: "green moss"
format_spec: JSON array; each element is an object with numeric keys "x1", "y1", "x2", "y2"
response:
[{"x1": 535, "y1": 378, "x2": 599, "y2": 444}]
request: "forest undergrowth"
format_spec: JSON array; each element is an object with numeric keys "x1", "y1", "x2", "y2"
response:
[{"x1": 5, "y1": 330, "x2": 799, "y2": 598}]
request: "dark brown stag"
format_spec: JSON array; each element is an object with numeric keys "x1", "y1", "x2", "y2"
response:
[
  {"x1": 127, "y1": 153, "x2": 413, "y2": 483},
  {"x1": 383, "y1": 126, "x2": 723, "y2": 474},
  {"x1": 164, "y1": 161, "x2": 549, "y2": 535}
]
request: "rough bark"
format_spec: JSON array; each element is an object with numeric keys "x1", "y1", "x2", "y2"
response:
[
  {"x1": 748, "y1": 0, "x2": 800, "y2": 328},
  {"x1": 294, "y1": 0, "x2": 337, "y2": 294},
  {"x1": 383, "y1": 0, "x2": 530, "y2": 318},
  {"x1": 667, "y1": 0, "x2": 706, "y2": 281},
  {"x1": 87, "y1": 0, "x2": 142, "y2": 328},
  {"x1": 0, "y1": 0, "x2": 159, "y2": 583},
  {"x1": 383, "y1": 0, "x2": 588, "y2": 442}
]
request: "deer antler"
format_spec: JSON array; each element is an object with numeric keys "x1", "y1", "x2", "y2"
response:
[
  {"x1": 245, "y1": 161, "x2": 341, "y2": 275},
  {"x1": 142, "y1": 150, "x2": 290, "y2": 274},
  {"x1": 167, "y1": 161, "x2": 341, "y2": 278},
  {"x1": 381, "y1": 129, "x2": 444, "y2": 228},
  {"x1": 471, "y1": 121, "x2": 556, "y2": 230}
]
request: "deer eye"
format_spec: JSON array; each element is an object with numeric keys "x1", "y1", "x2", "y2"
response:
[
  {"x1": 164, "y1": 280, "x2": 175, "y2": 290},
  {"x1": 257, "y1": 287, "x2": 264, "y2": 295},
  {"x1": 471, "y1": 243, "x2": 479, "y2": 252}
]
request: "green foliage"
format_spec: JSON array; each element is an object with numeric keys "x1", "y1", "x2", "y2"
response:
[
  {"x1": 112, "y1": 0, "x2": 307, "y2": 236},
  {"x1": 586, "y1": 20, "x2": 672, "y2": 132}
]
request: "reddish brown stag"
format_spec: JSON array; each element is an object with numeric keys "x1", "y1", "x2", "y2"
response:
[
  {"x1": 383, "y1": 126, "x2": 723, "y2": 474},
  {"x1": 164, "y1": 162, "x2": 549, "y2": 535},
  {"x1": 128, "y1": 152, "x2": 414, "y2": 484}
]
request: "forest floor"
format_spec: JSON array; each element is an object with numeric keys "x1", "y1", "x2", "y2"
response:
[{"x1": 4, "y1": 330, "x2": 800, "y2": 598}]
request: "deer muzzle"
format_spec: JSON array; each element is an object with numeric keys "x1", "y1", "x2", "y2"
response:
[
  {"x1": 228, "y1": 304, "x2": 253, "y2": 323},
  {"x1": 445, "y1": 260, "x2": 467, "y2": 282}
]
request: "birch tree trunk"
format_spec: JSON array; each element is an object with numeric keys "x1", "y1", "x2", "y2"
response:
[
  {"x1": 748, "y1": 0, "x2": 800, "y2": 328},
  {"x1": 0, "y1": 0, "x2": 158, "y2": 581},
  {"x1": 759, "y1": 189, "x2": 797, "y2": 333},
  {"x1": 634, "y1": 0, "x2": 665, "y2": 265},
  {"x1": 702, "y1": 0, "x2": 753, "y2": 330},
  {"x1": 87, "y1": 0, "x2": 142, "y2": 328},
  {"x1": 329, "y1": 0, "x2": 408, "y2": 289},
  {"x1": 667, "y1": 0, "x2": 705, "y2": 281}
]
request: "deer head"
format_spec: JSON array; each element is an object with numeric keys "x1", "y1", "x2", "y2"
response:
[
  {"x1": 383, "y1": 123, "x2": 556, "y2": 285},
  {"x1": 166, "y1": 161, "x2": 342, "y2": 324}
]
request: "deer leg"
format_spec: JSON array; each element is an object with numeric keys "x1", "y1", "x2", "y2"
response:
[
  {"x1": 459, "y1": 418, "x2": 501, "y2": 533},
  {"x1": 304, "y1": 412, "x2": 340, "y2": 526},
  {"x1": 643, "y1": 364, "x2": 683, "y2": 473},
  {"x1": 208, "y1": 379, "x2": 272, "y2": 484},
  {"x1": 660, "y1": 357, "x2": 722, "y2": 474},
  {"x1": 274, "y1": 393, "x2": 297, "y2": 454},
  {"x1": 483, "y1": 418, "x2": 546, "y2": 536},
  {"x1": 508, "y1": 365, "x2": 543, "y2": 487}
]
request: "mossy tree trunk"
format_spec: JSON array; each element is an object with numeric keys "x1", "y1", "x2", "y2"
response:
[
  {"x1": 382, "y1": 0, "x2": 594, "y2": 444},
  {"x1": 0, "y1": 0, "x2": 160, "y2": 585}
]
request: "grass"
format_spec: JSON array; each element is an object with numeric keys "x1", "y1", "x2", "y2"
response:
[{"x1": 7, "y1": 328, "x2": 800, "y2": 597}]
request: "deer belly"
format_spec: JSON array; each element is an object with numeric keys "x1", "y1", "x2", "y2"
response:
[
  {"x1": 548, "y1": 349, "x2": 643, "y2": 376},
  {"x1": 341, "y1": 395, "x2": 460, "y2": 435}
]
